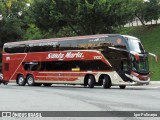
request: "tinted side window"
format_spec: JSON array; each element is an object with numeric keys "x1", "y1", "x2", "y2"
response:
[
  {"x1": 22, "y1": 60, "x2": 112, "y2": 71},
  {"x1": 23, "y1": 62, "x2": 41, "y2": 71},
  {"x1": 105, "y1": 36, "x2": 127, "y2": 49}
]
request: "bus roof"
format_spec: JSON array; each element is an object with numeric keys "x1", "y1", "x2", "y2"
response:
[
  {"x1": 122, "y1": 35, "x2": 140, "y2": 41},
  {"x1": 4, "y1": 34, "x2": 121, "y2": 46}
]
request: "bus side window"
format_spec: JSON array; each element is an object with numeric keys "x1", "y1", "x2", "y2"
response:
[
  {"x1": 24, "y1": 46, "x2": 30, "y2": 53},
  {"x1": 56, "y1": 44, "x2": 60, "y2": 51},
  {"x1": 23, "y1": 62, "x2": 40, "y2": 71}
]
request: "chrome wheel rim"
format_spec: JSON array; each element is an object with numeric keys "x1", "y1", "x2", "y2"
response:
[
  {"x1": 88, "y1": 78, "x2": 91, "y2": 85},
  {"x1": 103, "y1": 79, "x2": 105, "y2": 84},
  {"x1": 28, "y1": 77, "x2": 33, "y2": 85},
  {"x1": 19, "y1": 77, "x2": 24, "y2": 84}
]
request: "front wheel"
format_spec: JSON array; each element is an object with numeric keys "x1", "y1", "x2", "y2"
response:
[
  {"x1": 119, "y1": 85, "x2": 126, "y2": 89},
  {"x1": 27, "y1": 75, "x2": 35, "y2": 86},
  {"x1": 17, "y1": 75, "x2": 26, "y2": 86}
]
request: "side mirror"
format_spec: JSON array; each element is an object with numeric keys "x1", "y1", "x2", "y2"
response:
[{"x1": 149, "y1": 53, "x2": 158, "y2": 62}]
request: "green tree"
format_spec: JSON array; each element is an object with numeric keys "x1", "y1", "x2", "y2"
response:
[
  {"x1": 144, "y1": 0, "x2": 160, "y2": 24},
  {"x1": 31, "y1": 0, "x2": 137, "y2": 36},
  {"x1": 0, "y1": 0, "x2": 30, "y2": 47},
  {"x1": 30, "y1": 0, "x2": 59, "y2": 32},
  {"x1": 23, "y1": 24, "x2": 43, "y2": 40},
  {"x1": 134, "y1": 0, "x2": 147, "y2": 26}
]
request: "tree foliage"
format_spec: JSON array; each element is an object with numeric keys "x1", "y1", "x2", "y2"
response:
[
  {"x1": 0, "y1": 0, "x2": 30, "y2": 47},
  {"x1": 134, "y1": 0, "x2": 147, "y2": 26},
  {"x1": 31, "y1": 0, "x2": 138, "y2": 35},
  {"x1": 0, "y1": 0, "x2": 160, "y2": 48},
  {"x1": 144, "y1": 0, "x2": 160, "y2": 24}
]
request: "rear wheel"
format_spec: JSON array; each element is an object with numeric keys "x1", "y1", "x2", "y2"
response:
[
  {"x1": 3, "y1": 82, "x2": 8, "y2": 85},
  {"x1": 87, "y1": 75, "x2": 95, "y2": 88},
  {"x1": 43, "y1": 83, "x2": 52, "y2": 86},
  {"x1": 17, "y1": 75, "x2": 26, "y2": 86},
  {"x1": 119, "y1": 85, "x2": 126, "y2": 89},
  {"x1": 27, "y1": 75, "x2": 35, "y2": 86},
  {"x1": 103, "y1": 76, "x2": 111, "y2": 89}
]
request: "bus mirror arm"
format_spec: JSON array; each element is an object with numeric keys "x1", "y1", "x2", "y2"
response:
[
  {"x1": 149, "y1": 53, "x2": 158, "y2": 62},
  {"x1": 145, "y1": 51, "x2": 148, "y2": 54}
]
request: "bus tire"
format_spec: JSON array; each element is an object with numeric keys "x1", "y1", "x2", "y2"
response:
[
  {"x1": 119, "y1": 85, "x2": 126, "y2": 89},
  {"x1": 3, "y1": 82, "x2": 8, "y2": 85},
  {"x1": 43, "y1": 83, "x2": 52, "y2": 86},
  {"x1": 17, "y1": 75, "x2": 26, "y2": 86},
  {"x1": 27, "y1": 75, "x2": 35, "y2": 86},
  {"x1": 103, "y1": 75, "x2": 111, "y2": 89},
  {"x1": 87, "y1": 75, "x2": 95, "y2": 88}
]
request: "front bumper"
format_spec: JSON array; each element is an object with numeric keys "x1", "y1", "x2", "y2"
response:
[{"x1": 125, "y1": 73, "x2": 150, "y2": 85}]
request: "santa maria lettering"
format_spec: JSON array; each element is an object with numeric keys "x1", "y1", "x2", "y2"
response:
[
  {"x1": 47, "y1": 53, "x2": 64, "y2": 59},
  {"x1": 47, "y1": 52, "x2": 84, "y2": 59}
]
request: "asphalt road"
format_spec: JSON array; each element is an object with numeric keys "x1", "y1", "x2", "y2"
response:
[{"x1": 0, "y1": 83, "x2": 160, "y2": 120}]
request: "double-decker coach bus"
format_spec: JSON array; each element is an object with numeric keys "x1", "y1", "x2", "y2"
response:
[{"x1": 2, "y1": 34, "x2": 154, "y2": 89}]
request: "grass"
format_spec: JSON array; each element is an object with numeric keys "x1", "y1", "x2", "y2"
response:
[{"x1": 116, "y1": 25, "x2": 160, "y2": 80}]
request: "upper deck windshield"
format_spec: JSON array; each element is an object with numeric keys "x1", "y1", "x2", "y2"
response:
[{"x1": 127, "y1": 38, "x2": 145, "y2": 53}]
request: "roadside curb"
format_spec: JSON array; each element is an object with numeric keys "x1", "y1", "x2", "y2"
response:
[{"x1": 150, "y1": 81, "x2": 160, "y2": 84}]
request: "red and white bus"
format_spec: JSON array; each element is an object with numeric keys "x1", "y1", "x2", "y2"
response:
[{"x1": 2, "y1": 34, "x2": 153, "y2": 88}]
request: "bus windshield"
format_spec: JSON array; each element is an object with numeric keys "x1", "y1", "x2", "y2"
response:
[
  {"x1": 128, "y1": 39, "x2": 145, "y2": 53},
  {"x1": 132, "y1": 56, "x2": 149, "y2": 74}
]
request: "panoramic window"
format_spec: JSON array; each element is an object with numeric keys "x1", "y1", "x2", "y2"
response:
[{"x1": 127, "y1": 39, "x2": 145, "y2": 53}]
